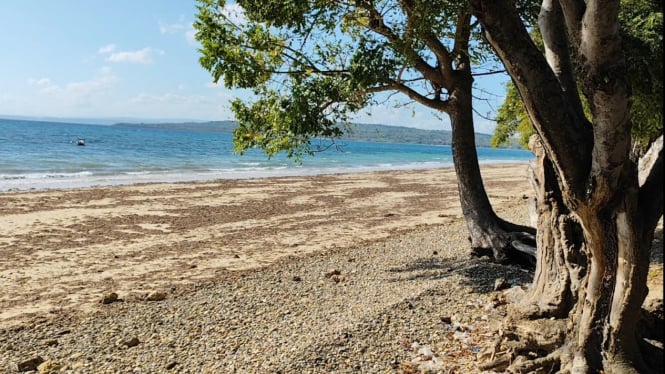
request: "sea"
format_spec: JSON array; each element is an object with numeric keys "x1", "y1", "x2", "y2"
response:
[{"x1": 0, "y1": 118, "x2": 534, "y2": 192}]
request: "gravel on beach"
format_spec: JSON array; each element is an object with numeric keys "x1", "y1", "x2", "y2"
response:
[{"x1": 1, "y1": 214, "x2": 533, "y2": 373}]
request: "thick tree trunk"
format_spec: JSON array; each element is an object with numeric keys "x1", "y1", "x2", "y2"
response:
[
  {"x1": 511, "y1": 135, "x2": 586, "y2": 319},
  {"x1": 449, "y1": 75, "x2": 535, "y2": 264},
  {"x1": 561, "y1": 186, "x2": 653, "y2": 373},
  {"x1": 470, "y1": 0, "x2": 664, "y2": 372}
]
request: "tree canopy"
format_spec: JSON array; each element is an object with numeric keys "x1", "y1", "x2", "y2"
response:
[{"x1": 194, "y1": 0, "x2": 503, "y2": 159}]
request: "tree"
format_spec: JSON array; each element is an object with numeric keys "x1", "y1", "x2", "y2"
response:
[
  {"x1": 471, "y1": 0, "x2": 663, "y2": 372},
  {"x1": 491, "y1": 0, "x2": 662, "y2": 155},
  {"x1": 194, "y1": 0, "x2": 537, "y2": 264}
]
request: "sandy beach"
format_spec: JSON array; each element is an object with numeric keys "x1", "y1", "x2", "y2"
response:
[{"x1": 1, "y1": 164, "x2": 660, "y2": 373}]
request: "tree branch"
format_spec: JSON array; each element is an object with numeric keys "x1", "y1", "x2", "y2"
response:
[
  {"x1": 470, "y1": 0, "x2": 593, "y2": 200},
  {"x1": 539, "y1": 0, "x2": 587, "y2": 120},
  {"x1": 361, "y1": 3, "x2": 445, "y2": 87},
  {"x1": 558, "y1": 0, "x2": 585, "y2": 45}
]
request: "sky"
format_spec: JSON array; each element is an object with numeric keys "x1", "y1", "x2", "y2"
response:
[{"x1": 0, "y1": 1, "x2": 509, "y2": 133}]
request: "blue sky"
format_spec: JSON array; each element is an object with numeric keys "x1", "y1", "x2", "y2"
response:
[{"x1": 0, "y1": 1, "x2": 508, "y2": 133}]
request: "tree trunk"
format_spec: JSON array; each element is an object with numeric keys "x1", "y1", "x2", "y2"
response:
[
  {"x1": 469, "y1": 0, "x2": 664, "y2": 372},
  {"x1": 449, "y1": 74, "x2": 535, "y2": 264},
  {"x1": 510, "y1": 135, "x2": 587, "y2": 319}
]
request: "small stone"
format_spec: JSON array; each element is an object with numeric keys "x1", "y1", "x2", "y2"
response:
[
  {"x1": 42, "y1": 339, "x2": 58, "y2": 347},
  {"x1": 165, "y1": 361, "x2": 178, "y2": 370},
  {"x1": 124, "y1": 337, "x2": 140, "y2": 348},
  {"x1": 432, "y1": 250, "x2": 438, "y2": 255},
  {"x1": 100, "y1": 292, "x2": 119, "y2": 304},
  {"x1": 17, "y1": 356, "x2": 44, "y2": 372},
  {"x1": 331, "y1": 274, "x2": 345, "y2": 283},
  {"x1": 38, "y1": 360, "x2": 62, "y2": 373},
  {"x1": 494, "y1": 278, "x2": 509, "y2": 291},
  {"x1": 292, "y1": 276, "x2": 302, "y2": 282},
  {"x1": 440, "y1": 316, "x2": 452, "y2": 324},
  {"x1": 146, "y1": 292, "x2": 167, "y2": 301},
  {"x1": 324, "y1": 269, "x2": 341, "y2": 278}
]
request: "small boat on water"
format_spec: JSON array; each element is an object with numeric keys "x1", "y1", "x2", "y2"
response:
[{"x1": 77, "y1": 139, "x2": 85, "y2": 146}]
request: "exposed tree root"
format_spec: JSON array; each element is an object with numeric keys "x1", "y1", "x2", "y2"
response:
[
  {"x1": 478, "y1": 318, "x2": 566, "y2": 372},
  {"x1": 478, "y1": 307, "x2": 664, "y2": 374},
  {"x1": 469, "y1": 230, "x2": 537, "y2": 270}
]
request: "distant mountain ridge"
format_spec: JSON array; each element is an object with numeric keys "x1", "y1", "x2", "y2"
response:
[{"x1": 114, "y1": 121, "x2": 521, "y2": 149}]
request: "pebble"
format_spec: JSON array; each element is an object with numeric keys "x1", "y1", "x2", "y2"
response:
[
  {"x1": 145, "y1": 292, "x2": 167, "y2": 301},
  {"x1": 17, "y1": 356, "x2": 44, "y2": 372},
  {"x1": 100, "y1": 292, "x2": 120, "y2": 304}
]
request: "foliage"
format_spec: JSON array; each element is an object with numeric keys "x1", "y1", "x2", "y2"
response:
[
  {"x1": 492, "y1": 0, "x2": 663, "y2": 151},
  {"x1": 620, "y1": 0, "x2": 663, "y2": 149},
  {"x1": 194, "y1": 0, "x2": 499, "y2": 159},
  {"x1": 490, "y1": 82, "x2": 533, "y2": 148}
]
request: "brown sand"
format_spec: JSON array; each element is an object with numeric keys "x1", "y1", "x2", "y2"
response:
[{"x1": 0, "y1": 164, "x2": 534, "y2": 329}]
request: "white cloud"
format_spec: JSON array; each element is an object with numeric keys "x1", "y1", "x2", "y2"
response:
[
  {"x1": 104, "y1": 47, "x2": 164, "y2": 64},
  {"x1": 160, "y1": 18, "x2": 186, "y2": 34},
  {"x1": 28, "y1": 67, "x2": 117, "y2": 97},
  {"x1": 124, "y1": 92, "x2": 232, "y2": 120},
  {"x1": 28, "y1": 77, "x2": 58, "y2": 93},
  {"x1": 98, "y1": 44, "x2": 117, "y2": 54},
  {"x1": 185, "y1": 24, "x2": 198, "y2": 45},
  {"x1": 21, "y1": 68, "x2": 119, "y2": 116}
]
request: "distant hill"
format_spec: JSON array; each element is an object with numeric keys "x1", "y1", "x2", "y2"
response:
[{"x1": 113, "y1": 121, "x2": 521, "y2": 149}]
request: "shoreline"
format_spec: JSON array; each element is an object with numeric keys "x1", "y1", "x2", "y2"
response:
[
  {"x1": 1, "y1": 163, "x2": 661, "y2": 372},
  {"x1": 1, "y1": 163, "x2": 541, "y2": 372},
  {"x1": 0, "y1": 163, "x2": 533, "y2": 329},
  {"x1": 0, "y1": 160, "x2": 530, "y2": 193}
]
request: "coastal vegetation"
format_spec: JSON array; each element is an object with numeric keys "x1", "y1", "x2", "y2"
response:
[
  {"x1": 195, "y1": 0, "x2": 663, "y2": 372},
  {"x1": 113, "y1": 121, "x2": 514, "y2": 148}
]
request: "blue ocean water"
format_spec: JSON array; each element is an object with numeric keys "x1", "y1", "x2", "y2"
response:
[{"x1": 0, "y1": 118, "x2": 534, "y2": 192}]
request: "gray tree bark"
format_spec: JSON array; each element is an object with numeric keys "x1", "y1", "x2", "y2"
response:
[{"x1": 470, "y1": 0, "x2": 664, "y2": 372}]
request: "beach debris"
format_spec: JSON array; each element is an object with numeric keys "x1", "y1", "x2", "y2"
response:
[
  {"x1": 440, "y1": 316, "x2": 452, "y2": 324},
  {"x1": 323, "y1": 269, "x2": 345, "y2": 283},
  {"x1": 16, "y1": 356, "x2": 44, "y2": 372},
  {"x1": 100, "y1": 292, "x2": 120, "y2": 304},
  {"x1": 418, "y1": 346, "x2": 433, "y2": 359},
  {"x1": 406, "y1": 345, "x2": 445, "y2": 372},
  {"x1": 37, "y1": 360, "x2": 62, "y2": 373},
  {"x1": 146, "y1": 291, "x2": 167, "y2": 302},
  {"x1": 494, "y1": 277, "x2": 509, "y2": 291},
  {"x1": 292, "y1": 275, "x2": 302, "y2": 282}
]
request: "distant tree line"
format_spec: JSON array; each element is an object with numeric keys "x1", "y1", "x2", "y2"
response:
[{"x1": 113, "y1": 121, "x2": 519, "y2": 148}]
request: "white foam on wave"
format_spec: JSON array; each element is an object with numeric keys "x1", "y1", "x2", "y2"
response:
[{"x1": 0, "y1": 161, "x2": 466, "y2": 193}]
